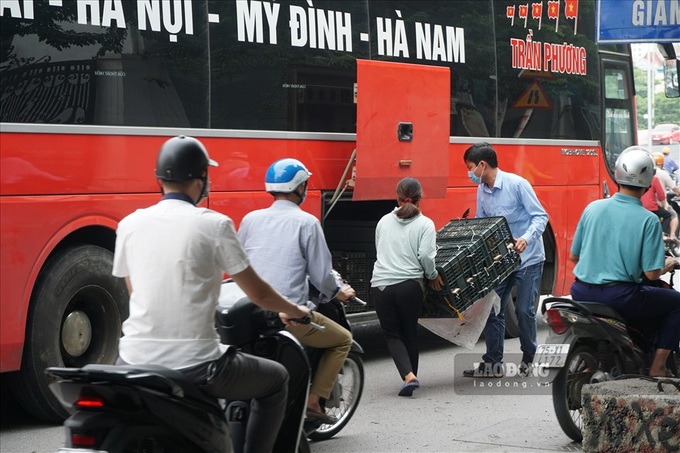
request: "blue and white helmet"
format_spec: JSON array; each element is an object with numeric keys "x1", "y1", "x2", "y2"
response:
[{"x1": 264, "y1": 158, "x2": 312, "y2": 193}]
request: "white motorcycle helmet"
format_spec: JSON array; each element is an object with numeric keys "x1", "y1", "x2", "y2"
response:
[{"x1": 614, "y1": 146, "x2": 654, "y2": 188}]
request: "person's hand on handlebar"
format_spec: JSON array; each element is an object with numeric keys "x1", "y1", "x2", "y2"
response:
[
  {"x1": 279, "y1": 305, "x2": 311, "y2": 326},
  {"x1": 336, "y1": 284, "x2": 356, "y2": 304},
  {"x1": 663, "y1": 256, "x2": 678, "y2": 274}
]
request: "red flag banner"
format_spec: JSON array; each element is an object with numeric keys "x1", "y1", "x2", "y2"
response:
[
  {"x1": 547, "y1": 1, "x2": 559, "y2": 19},
  {"x1": 507, "y1": 5, "x2": 516, "y2": 18},
  {"x1": 532, "y1": 3, "x2": 543, "y2": 19},
  {"x1": 565, "y1": 0, "x2": 578, "y2": 19},
  {"x1": 519, "y1": 4, "x2": 529, "y2": 19}
]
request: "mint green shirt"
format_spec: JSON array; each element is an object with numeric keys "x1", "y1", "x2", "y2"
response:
[{"x1": 371, "y1": 209, "x2": 438, "y2": 287}]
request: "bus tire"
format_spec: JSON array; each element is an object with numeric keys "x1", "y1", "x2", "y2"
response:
[{"x1": 9, "y1": 244, "x2": 128, "y2": 422}]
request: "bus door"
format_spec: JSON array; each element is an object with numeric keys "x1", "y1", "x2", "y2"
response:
[
  {"x1": 600, "y1": 55, "x2": 636, "y2": 196},
  {"x1": 353, "y1": 60, "x2": 450, "y2": 200}
]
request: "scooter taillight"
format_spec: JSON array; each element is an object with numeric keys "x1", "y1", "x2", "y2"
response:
[
  {"x1": 545, "y1": 308, "x2": 574, "y2": 334},
  {"x1": 75, "y1": 396, "x2": 104, "y2": 408},
  {"x1": 72, "y1": 433, "x2": 98, "y2": 447}
]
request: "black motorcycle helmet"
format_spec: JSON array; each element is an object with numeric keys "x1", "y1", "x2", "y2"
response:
[{"x1": 155, "y1": 135, "x2": 218, "y2": 182}]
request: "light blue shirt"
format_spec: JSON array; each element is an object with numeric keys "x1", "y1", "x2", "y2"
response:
[
  {"x1": 237, "y1": 200, "x2": 340, "y2": 308},
  {"x1": 571, "y1": 193, "x2": 664, "y2": 284},
  {"x1": 476, "y1": 169, "x2": 548, "y2": 269},
  {"x1": 663, "y1": 156, "x2": 678, "y2": 176}
]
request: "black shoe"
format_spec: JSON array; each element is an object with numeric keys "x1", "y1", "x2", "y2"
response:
[
  {"x1": 463, "y1": 362, "x2": 504, "y2": 378},
  {"x1": 519, "y1": 353, "x2": 535, "y2": 377},
  {"x1": 306, "y1": 408, "x2": 337, "y2": 425}
]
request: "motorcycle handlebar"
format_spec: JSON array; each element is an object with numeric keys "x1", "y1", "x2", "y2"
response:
[
  {"x1": 288, "y1": 316, "x2": 326, "y2": 332},
  {"x1": 348, "y1": 296, "x2": 367, "y2": 306}
]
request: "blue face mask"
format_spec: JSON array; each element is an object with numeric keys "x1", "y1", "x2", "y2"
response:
[{"x1": 468, "y1": 163, "x2": 483, "y2": 184}]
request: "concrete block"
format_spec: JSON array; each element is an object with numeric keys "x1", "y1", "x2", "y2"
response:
[{"x1": 581, "y1": 378, "x2": 680, "y2": 453}]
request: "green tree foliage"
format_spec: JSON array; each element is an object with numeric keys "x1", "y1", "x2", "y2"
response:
[{"x1": 634, "y1": 65, "x2": 680, "y2": 128}]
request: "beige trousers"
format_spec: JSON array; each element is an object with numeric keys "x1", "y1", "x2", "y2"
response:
[{"x1": 286, "y1": 310, "x2": 352, "y2": 399}]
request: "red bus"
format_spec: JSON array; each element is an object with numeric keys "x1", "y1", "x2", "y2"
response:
[{"x1": 1, "y1": 0, "x2": 636, "y2": 421}]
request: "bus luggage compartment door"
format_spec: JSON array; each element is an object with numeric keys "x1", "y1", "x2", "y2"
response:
[{"x1": 354, "y1": 60, "x2": 450, "y2": 200}]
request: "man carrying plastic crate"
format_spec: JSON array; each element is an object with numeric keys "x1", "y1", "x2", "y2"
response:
[{"x1": 462, "y1": 142, "x2": 548, "y2": 377}]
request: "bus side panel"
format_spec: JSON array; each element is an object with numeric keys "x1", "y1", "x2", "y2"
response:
[
  {"x1": 446, "y1": 142, "x2": 602, "y2": 189},
  {"x1": 0, "y1": 132, "x2": 357, "y2": 196},
  {"x1": 0, "y1": 195, "x2": 156, "y2": 372}
]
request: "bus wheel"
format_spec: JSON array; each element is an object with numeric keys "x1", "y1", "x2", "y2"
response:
[{"x1": 9, "y1": 244, "x2": 128, "y2": 422}]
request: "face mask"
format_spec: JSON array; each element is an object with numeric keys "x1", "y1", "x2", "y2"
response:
[
  {"x1": 468, "y1": 163, "x2": 483, "y2": 184},
  {"x1": 295, "y1": 187, "x2": 307, "y2": 205}
]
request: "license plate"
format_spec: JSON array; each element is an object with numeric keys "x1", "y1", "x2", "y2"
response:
[{"x1": 535, "y1": 343, "x2": 570, "y2": 368}]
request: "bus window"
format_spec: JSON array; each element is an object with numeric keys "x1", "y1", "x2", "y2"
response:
[
  {"x1": 208, "y1": 1, "x2": 368, "y2": 133},
  {"x1": 495, "y1": 2, "x2": 601, "y2": 140},
  {"x1": 366, "y1": 1, "x2": 496, "y2": 138},
  {"x1": 601, "y1": 61, "x2": 635, "y2": 173},
  {"x1": 0, "y1": 1, "x2": 210, "y2": 127}
]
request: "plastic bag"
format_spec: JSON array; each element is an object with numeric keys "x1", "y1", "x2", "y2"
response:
[{"x1": 417, "y1": 290, "x2": 500, "y2": 349}]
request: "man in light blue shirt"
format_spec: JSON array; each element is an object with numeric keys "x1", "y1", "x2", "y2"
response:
[
  {"x1": 238, "y1": 158, "x2": 354, "y2": 425},
  {"x1": 462, "y1": 142, "x2": 548, "y2": 377},
  {"x1": 662, "y1": 146, "x2": 678, "y2": 178}
]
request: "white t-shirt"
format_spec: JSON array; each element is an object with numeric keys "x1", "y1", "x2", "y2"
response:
[
  {"x1": 656, "y1": 168, "x2": 676, "y2": 194},
  {"x1": 113, "y1": 198, "x2": 249, "y2": 369}
]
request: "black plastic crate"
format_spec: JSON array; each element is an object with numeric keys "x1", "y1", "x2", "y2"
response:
[
  {"x1": 437, "y1": 217, "x2": 516, "y2": 262},
  {"x1": 423, "y1": 217, "x2": 521, "y2": 316},
  {"x1": 422, "y1": 244, "x2": 479, "y2": 316},
  {"x1": 332, "y1": 251, "x2": 372, "y2": 314},
  {"x1": 421, "y1": 290, "x2": 472, "y2": 318}
]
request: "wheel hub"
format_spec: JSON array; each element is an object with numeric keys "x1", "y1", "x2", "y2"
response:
[{"x1": 62, "y1": 310, "x2": 93, "y2": 357}]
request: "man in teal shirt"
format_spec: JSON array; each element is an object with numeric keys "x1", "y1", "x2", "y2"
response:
[{"x1": 570, "y1": 147, "x2": 680, "y2": 378}]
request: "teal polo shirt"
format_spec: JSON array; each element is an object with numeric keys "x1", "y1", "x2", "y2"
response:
[{"x1": 571, "y1": 193, "x2": 664, "y2": 284}]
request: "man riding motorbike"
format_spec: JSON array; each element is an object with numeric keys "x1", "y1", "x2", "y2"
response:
[
  {"x1": 569, "y1": 146, "x2": 680, "y2": 377},
  {"x1": 237, "y1": 158, "x2": 355, "y2": 424},
  {"x1": 112, "y1": 136, "x2": 310, "y2": 452}
]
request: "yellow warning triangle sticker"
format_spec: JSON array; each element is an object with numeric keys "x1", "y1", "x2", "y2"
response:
[{"x1": 512, "y1": 81, "x2": 552, "y2": 109}]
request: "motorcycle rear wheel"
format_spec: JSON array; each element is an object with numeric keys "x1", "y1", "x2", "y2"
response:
[
  {"x1": 308, "y1": 352, "x2": 364, "y2": 441},
  {"x1": 552, "y1": 344, "x2": 599, "y2": 442}
]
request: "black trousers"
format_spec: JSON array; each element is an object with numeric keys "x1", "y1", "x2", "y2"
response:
[{"x1": 372, "y1": 280, "x2": 424, "y2": 380}]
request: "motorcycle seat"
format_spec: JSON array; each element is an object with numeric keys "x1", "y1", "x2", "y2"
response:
[
  {"x1": 65, "y1": 364, "x2": 222, "y2": 410},
  {"x1": 572, "y1": 301, "x2": 626, "y2": 321},
  {"x1": 543, "y1": 297, "x2": 626, "y2": 322}
]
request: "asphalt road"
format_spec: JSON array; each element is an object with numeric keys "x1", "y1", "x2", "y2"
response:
[{"x1": 1, "y1": 318, "x2": 582, "y2": 453}]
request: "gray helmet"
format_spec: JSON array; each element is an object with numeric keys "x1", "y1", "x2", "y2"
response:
[
  {"x1": 614, "y1": 146, "x2": 654, "y2": 188},
  {"x1": 155, "y1": 135, "x2": 218, "y2": 182}
]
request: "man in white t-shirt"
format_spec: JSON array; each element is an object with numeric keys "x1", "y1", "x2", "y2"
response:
[{"x1": 113, "y1": 135, "x2": 309, "y2": 453}]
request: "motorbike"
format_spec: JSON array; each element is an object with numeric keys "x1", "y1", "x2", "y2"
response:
[
  {"x1": 45, "y1": 287, "x2": 313, "y2": 453},
  {"x1": 303, "y1": 295, "x2": 365, "y2": 441},
  {"x1": 219, "y1": 275, "x2": 365, "y2": 443},
  {"x1": 538, "y1": 270, "x2": 680, "y2": 442}
]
